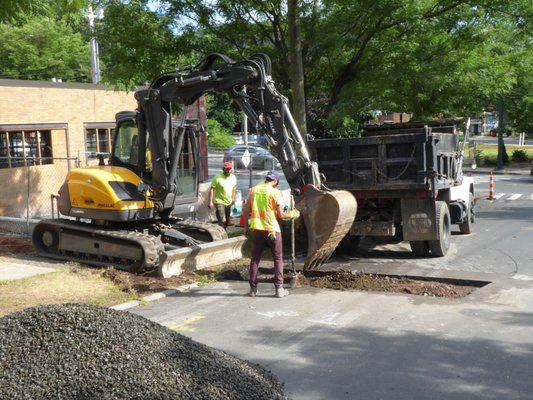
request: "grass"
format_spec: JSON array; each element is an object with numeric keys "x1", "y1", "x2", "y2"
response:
[
  {"x1": 0, "y1": 266, "x2": 136, "y2": 318},
  {"x1": 467, "y1": 143, "x2": 533, "y2": 167}
]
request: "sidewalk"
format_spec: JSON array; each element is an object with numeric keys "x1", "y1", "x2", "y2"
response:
[{"x1": 465, "y1": 163, "x2": 532, "y2": 176}]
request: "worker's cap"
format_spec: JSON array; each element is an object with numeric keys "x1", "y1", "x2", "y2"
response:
[
  {"x1": 223, "y1": 162, "x2": 233, "y2": 169},
  {"x1": 266, "y1": 170, "x2": 280, "y2": 181}
]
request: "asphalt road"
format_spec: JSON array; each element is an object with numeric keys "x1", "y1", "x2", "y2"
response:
[
  {"x1": 330, "y1": 172, "x2": 533, "y2": 278},
  {"x1": 128, "y1": 170, "x2": 533, "y2": 400}
]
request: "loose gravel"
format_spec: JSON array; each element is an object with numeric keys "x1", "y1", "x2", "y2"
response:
[{"x1": 0, "y1": 303, "x2": 288, "y2": 400}]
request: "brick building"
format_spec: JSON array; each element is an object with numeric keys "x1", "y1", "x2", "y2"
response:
[{"x1": 0, "y1": 79, "x2": 137, "y2": 218}]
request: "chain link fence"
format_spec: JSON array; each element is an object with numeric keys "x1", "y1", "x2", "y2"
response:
[
  {"x1": 0, "y1": 152, "x2": 288, "y2": 236},
  {"x1": 0, "y1": 157, "x2": 76, "y2": 235}
]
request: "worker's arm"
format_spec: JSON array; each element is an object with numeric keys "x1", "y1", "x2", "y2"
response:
[
  {"x1": 231, "y1": 185, "x2": 237, "y2": 205},
  {"x1": 277, "y1": 204, "x2": 292, "y2": 220},
  {"x1": 208, "y1": 187, "x2": 215, "y2": 209},
  {"x1": 276, "y1": 200, "x2": 299, "y2": 220}
]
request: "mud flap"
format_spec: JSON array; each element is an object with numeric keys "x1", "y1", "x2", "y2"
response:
[
  {"x1": 401, "y1": 198, "x2": 438, "y2": 241},
  {"x1": 296, "y1": 186, "x2": 357, "y2": 270},
  {"x1": 157, "y1": 235, "x2": 247, "y2": 278}
]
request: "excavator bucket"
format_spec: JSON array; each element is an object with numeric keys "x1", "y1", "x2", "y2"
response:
[
  {"x1": 157, "y1": 236, "x2": 247, "y2": 278},
  {"x1": 296, "y1": 186, "x2": 357, "y2": 270}
]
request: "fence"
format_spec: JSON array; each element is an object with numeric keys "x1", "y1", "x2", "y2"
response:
[
  {"x1": 0, "y1": 156, "x2": 76, "y2": 235},
  {"x1": 0, "y1": 152, "x2": 288, "y2": 236}
]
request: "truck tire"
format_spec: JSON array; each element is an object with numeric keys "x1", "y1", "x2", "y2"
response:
[
  {"x1": 429, "y1": 201, "x2": 451, "y2": 257},
  {"x1": 459, "y1": 193, "x2": 474, "y2": 234},
  {"x1": 410, "y1": 240, "x2": 430, "y2": 256}
]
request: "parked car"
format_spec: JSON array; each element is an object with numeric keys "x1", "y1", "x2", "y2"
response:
[{"x1": 223, "y1": 145, "x2": 280, "y2": 170}]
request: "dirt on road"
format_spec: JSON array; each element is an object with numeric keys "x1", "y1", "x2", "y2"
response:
[{"x1": 1, "y1": 234, "x2": 476, "y2": 317}]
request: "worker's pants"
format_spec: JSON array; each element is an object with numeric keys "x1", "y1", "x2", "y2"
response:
[
  {"x1": 214, "y1": 204, "x2": 231, "y2": 228},
  {"x1": 249, "y1": 230, "x2": 284, "y2": 288}
]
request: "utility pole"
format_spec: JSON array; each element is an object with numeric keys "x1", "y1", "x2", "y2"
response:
[{"x1": 88, "y1": 5, "x2": 103, "y2": 84}]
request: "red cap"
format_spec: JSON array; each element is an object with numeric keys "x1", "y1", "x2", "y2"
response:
[{"x1": 223, "y1": 162, "x2": 233, "y2": 169}]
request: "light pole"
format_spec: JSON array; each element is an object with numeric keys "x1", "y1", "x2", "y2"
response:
[{"x1": 88, "y1": 5, "x2": 103, "y2": 84}]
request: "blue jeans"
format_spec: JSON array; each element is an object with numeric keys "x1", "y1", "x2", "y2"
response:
[{"x1": 249, "y1": 230, "x2": 284, "y2": 287}]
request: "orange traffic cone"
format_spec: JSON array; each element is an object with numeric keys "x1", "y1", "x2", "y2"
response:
[
  {"x1": 238, "y1": 200, "x2": 246, "y2": 227},
  {"x1": 488, "y1": 172, "x2": 494, "y2": 200}
]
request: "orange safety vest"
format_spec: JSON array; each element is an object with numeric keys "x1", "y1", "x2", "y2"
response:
[{"x1": 248, "y1": 182, "x2": 282, "y2": 233}]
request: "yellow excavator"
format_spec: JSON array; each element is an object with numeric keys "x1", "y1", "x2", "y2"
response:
[{"x1": 32, "y1": 53, "x2": 357, "y2": 277}]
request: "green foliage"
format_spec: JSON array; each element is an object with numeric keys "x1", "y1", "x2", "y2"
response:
[
  {"x1": 0, "y1": 16, "x2": 91, "y2": 81},
  {"x1": 96, "y1": 0, "x2": 189, "y2": 89},
  {"x1": 475, "y1": 150, "x2": 486, "y2": 166},
  {"x1": 206, "y1": 94, "x2": 240, "y2": 132},
  {"x1": 3, "y1": 0, "x2": 527, "y2": 138},
  {"x1": 0, "y1": 0, "x2": 87, "y2": 23},
  {"x1": 511, "y1": 149, "x2": 530, "y2": 163},
  {"x1": 207, "y1": 119, "x2": 236, "y2": 150}
]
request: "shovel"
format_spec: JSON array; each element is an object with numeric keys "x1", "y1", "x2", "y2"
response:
[{"x1": 289, "y1": 196, "x2": 300, "y2": 289}]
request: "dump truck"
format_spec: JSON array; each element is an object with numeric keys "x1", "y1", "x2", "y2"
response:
[
  {"x1": 307, "y1": 120, "x2": 475, "y2": 256},
  {"x1": 32, "y1": 53, "x2": 356, "y2": 276}
]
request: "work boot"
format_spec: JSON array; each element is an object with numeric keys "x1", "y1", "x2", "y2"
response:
[
  {"x1": 275, "y1": 286, "x2": 289, "y2": 298},
  {"x1": 249, "y1": 286, "x2": 258, "y2": 297}
]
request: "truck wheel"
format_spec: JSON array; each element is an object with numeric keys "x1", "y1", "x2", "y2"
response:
[
  {"x1": 459, "y1": 193, "x2": 474, "y2": 234},
  {"x1": 410, "y1": 241, "x2": 430, "y2": 256},
  {"x1": 429, "y1": 201, "x2": 451, "y2": 257}
]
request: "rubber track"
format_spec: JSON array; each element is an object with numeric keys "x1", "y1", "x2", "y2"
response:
[
  {"x1": 33, "y1": 219, "x2": 164, "y2": 273},
  {"x1": 170, "y1": 218, "x2": 228, "y2": 242}
]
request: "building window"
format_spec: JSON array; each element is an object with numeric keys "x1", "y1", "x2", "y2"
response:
[
  {"x1": 85, "y1": 125, "x2": 114, "y2": 157},
  {"x1": 0, "y1": 130, "x2": 53, "y2": 169}
]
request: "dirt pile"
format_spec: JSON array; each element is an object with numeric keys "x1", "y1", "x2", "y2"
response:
[
  {"x1": 0, "y1": 304, "x2": 288, "y2": 400},
  {"x1": 0, "y1": 235, "x2": 34, "y2": 255},
  {"x1": 203, "y1": 265, "x2": 477, "y2": 298},
  {"x1": 299, "y1": 269, "x2": 476, "y2": 298}
]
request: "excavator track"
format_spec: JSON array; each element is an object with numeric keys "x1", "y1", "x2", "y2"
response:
[
  {"x1": 32, "y1": 218, "x2": 247, "y2": 278},
  {"x1": 32, "y1": 219, "x2": 164, "y2": 273},
  {"x1": 169, "y1": 218, "x2": 229, "y2": 242}
]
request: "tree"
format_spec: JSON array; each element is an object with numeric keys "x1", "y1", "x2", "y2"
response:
[
  {"x1": 94, "y1": 0, "x2": 532, "y2": 137},
  {"x1": 287, "y1": 0, "x2": 307, "y2": 137},
  {"x1": 0, "y1": 16, "x2": 91, "y2": 81},
  {"x1": 1, "y1": 0, "x2": 87, "y2": 23}
]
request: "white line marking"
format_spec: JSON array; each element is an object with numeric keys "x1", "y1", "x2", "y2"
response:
[
  {"x1": 492, "y1": 193, "x2": 505, "y2": 200},
  {"x1": 507, "y1": 194, "x2": 523, "y2": 201}
]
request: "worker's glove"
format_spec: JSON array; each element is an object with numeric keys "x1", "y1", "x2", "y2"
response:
[{"x1": 287, "y1": 209, "x2": 300, "y2": 219}]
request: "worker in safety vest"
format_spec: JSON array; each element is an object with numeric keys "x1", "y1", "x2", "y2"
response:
[
  {"x1": 209, "y1": 161, "x2": 237, "y2": 229},
  {"x1": 242, "y1": 170, "x2": 298, "y2": 298}
]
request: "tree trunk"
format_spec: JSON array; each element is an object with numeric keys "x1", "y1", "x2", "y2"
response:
[{"x1": 287, "y1": 0, "x2": 307, "y2": 138}]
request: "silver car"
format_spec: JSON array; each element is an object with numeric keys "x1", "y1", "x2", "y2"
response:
[{"x1": 223, "y1": 145, "x2": 280, "y2": 170}]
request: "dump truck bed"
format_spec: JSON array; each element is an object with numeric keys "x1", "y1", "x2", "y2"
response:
[{"x1": 307, "y1": 123, "x2": 462, "y2": 197}]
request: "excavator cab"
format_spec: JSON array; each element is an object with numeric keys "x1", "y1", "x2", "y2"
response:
[{"x1": 111, "y1": 111, "x2": 201, "y2": 218}]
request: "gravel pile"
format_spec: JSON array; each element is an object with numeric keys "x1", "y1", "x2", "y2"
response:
[{"x1": 0, "y1": 304, "x2": 288, "y2": 400}]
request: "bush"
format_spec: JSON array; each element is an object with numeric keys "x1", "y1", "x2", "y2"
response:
[
  {"x1": 511, "y1": 149, "x2": 530, "y2": 162},
  {"x1": 475, "y1": 150, "x2": 486, "y2": 166},
  {"x1": 207, "y1": 119, "x2": 236, "y2": 150}
]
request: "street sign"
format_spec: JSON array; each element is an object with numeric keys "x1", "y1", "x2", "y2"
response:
[{"x1": 241, "y1": 149, "x2": 251, "y2": 168}]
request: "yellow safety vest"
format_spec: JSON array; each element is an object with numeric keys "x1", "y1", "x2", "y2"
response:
[{"x1": 249, "y1": 182, "x2": 282, "y2": 233}]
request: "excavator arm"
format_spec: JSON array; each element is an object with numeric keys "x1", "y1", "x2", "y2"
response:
[{"x1": 138, "y1": 53, "x2": 356, "y2": 269}]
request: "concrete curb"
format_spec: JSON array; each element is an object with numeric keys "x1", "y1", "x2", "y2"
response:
[
  {"x1": 465, "y1": 167, "x2": 531, "y2": 176},
  {"x1": 110, "y1": 283, "x2": 199, "y2": 311}
]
